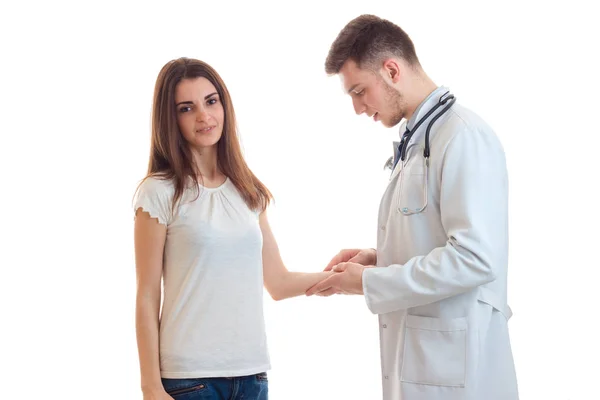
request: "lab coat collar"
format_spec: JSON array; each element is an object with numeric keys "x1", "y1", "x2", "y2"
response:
[
  {"x1": 389, "y1": 86, "x2": 453, "y2": 178},
  {"x1": 400, "y1": 86, "x2": 452, "y2": 143}
]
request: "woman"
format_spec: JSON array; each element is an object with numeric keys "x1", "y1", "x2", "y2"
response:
[{"x1": 133, "y1": 57, "x2": 332, "y2": 400}]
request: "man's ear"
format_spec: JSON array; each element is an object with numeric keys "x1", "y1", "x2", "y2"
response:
[{"x1": 382, "y1": 59, "x2": 402, "y2": 83}]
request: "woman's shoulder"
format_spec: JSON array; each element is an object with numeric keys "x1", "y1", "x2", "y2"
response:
[
  {"x1": 133, "y1": 175, "x2": 177, "y2": 225},
  {"x1": 138, "y1": 174, "x2": 176, "y2": 194}
]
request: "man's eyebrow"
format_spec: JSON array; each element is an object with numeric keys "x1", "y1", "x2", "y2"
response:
[{"x1": 347, "y1": 84, "x2": 360, "y2": 94}]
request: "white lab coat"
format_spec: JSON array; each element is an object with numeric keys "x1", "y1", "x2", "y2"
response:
[{"x1": 362, "y1": 87, "x2": 519, "y2": 400}]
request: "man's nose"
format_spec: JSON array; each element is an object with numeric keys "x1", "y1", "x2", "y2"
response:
[{"x1": 352, "y1": 97, "x2": 366, "y2": 115}]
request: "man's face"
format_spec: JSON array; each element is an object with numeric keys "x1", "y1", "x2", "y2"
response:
[{"x1": 339, "y1": 59, "x2": 405, "y2": 128}]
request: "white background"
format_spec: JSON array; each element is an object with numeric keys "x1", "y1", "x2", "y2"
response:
[{"x1": 1, "y1": 0, "x2": 599, "y2": 399}]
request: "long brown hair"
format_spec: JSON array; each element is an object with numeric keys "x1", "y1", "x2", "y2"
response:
[{"x1": 140, "y1": 57, "x2": 272, "y2": 213}]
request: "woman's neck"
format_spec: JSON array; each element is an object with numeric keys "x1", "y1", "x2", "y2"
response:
[{"x1": 191, "y1": 145, "x2": 223, "y2": 180}]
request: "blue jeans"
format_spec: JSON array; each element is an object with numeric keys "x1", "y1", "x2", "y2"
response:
[{"x1": 161, "y1": 373, "x2": 268, "y2": 399}]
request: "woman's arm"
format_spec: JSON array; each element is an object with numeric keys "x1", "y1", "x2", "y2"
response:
[
  {"x1": 260, "y1": 210, "x2": 334, "y2": 301},
  {"x1": 134, "y1": 209, "x2": 172, "y2": 398}
]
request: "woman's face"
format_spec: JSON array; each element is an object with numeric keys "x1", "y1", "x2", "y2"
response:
[{"x1": 174, "y1": 77, "x2": 225, "y2": 150}]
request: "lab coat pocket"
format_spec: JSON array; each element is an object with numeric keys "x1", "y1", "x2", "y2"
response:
[
  {"x1": 397, "y1": 163, "x2": 427, "y2": 215},
  {"x1": 401, "y1": 314, "x2": 467, "y2": 387}
]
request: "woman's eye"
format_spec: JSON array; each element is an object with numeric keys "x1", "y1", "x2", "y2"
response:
[
  {"x1": 179, "y1": 106, "x2": 192, "y2": 113},
  {"x1": 207, "y1": 98, "x2": 218, "y2": 105}
]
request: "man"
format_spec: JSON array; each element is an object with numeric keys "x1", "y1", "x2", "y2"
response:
[{"x1": 306, "y1": 14, "x2": 519, "y2": 400}]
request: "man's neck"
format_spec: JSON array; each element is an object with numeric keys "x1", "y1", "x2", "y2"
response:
[{"x1": 404, "y1": 75, "x2": 438, "y2": 121}]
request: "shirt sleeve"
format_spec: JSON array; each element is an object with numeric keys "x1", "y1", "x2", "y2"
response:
[
  {"x1": 133, "y1": 177, "x2": 173, "y2": 226},
  {"x1": 363, "y1": 123, "x2": 508, "y2": 314}
]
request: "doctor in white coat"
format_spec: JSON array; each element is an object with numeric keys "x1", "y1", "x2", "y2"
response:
[{"x1": 306, "y1": 15, "x2": 519, "y2": 400}]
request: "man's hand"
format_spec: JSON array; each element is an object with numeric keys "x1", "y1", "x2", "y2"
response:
[
  {"x1": 324, "y1": 248, "x2": 377, "y2": 271},
  {"x1": 306, "y1": 262, "x2": 373, "y2": 296}
]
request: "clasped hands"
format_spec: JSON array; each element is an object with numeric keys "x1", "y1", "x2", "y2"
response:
[{"x1": 305, "y1": 248, "x2": 377, "y2": 297}]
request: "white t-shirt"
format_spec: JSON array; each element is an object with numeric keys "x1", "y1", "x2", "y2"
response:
[{"x1": 133, "y1": 176, "x2": 270, "y2": 378}]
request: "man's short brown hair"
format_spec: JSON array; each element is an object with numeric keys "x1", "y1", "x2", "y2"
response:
[{"x1": 325, "y1": 14, "x2": 420, "y2": 75}]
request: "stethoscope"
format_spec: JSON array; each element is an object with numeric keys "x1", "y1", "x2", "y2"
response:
[{"x1": 384, "y1": 91, "x2": 456, "y2": 215}]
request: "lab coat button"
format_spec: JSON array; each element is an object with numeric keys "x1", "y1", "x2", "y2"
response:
[
  {"x1": 382, "y1": 324, "x2": 387, "y2": 328},
  {"x1": 384, "y1": 376, "x2": 389, "y2": 380},
  {"x1": 380, "y1": 225, "x2": 386, "y2": 231}
]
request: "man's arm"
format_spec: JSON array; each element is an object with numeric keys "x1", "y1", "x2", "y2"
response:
[{"x1": 363, "y1": 126, "x2": 508, "y2": 314}]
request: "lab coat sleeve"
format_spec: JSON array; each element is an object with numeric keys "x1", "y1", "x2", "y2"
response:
[{"x1": 363, "y1": 125, "x2": 508, "y2": 315}]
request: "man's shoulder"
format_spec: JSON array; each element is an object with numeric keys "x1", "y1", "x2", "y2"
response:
[
  {"x1": 447, "y1": 103, "x2": 494, "y2": 134},
  {"x1": 428, "y1": 102, "x2": 505, "y2": 164}
]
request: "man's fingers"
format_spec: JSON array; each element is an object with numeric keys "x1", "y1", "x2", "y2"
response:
[
  {"x1": 306, "y1": 274, "x2": 338, "y2": 296},
  {"x1": 347, "y1": 254, "x2": 364, "y2": 264},
  {"x1": 315, "y1": 287, "x2": 338, "y2": 297},
  {"x1": 324, "y1": 253, "x2": 343, "y2": 271},
  {"x1": 325, "y1": 249, "x2": 361, "y2": 271},
  {"x1": 332, "y1": 262, "x2": 348, "y2": 272}
]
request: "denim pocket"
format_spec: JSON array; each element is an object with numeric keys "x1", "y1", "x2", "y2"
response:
[
  {"x1": 162, "y1": 378, "x2": 210, "y2": 398},
  {"x1": 256, "y1": 372, "x2": 268, "y2": 382}
]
